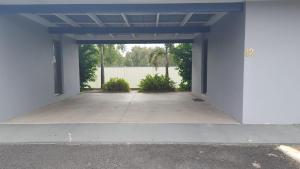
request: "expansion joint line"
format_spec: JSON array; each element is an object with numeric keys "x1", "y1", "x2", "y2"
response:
[{"x1": 118, "y1": 93, "x2": 136, "y2": 122}]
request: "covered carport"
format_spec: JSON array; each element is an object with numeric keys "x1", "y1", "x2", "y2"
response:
[
  {"x1": 1, "y1": 1, "x2": 299, "y2": 124},
  {"x1": 2, "y1": 2, "x2": 300, "y2": 168},
  {"x1": 0, "y1": 2, "x2": 244, "y2": 124}
]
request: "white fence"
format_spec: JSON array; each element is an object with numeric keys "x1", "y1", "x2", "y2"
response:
[{"x1": 88, "y1": 67, "x2": 182, "y2": 88}]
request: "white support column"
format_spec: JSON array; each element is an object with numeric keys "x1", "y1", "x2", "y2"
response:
[{"x1": 192, "y1": 37, "x2": 204, "y2": 98}]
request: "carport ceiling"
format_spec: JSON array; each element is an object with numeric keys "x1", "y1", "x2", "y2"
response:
[{"x1": 0, "y1": 3, "x2": 243, "y2": 43}]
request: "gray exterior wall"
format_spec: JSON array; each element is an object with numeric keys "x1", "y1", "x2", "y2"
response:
[
  {"x1": 205, "y1": 12, "x2": 245, "y2": 122},
  {"x1": 0, "y1": 16, "x2": 80, "y2": 121},
  {"x1": 243, "y1": 1, "x2": 300, "y2": 124},
  {"x1": 192, "y1": 38, "x2": 203, "y2": 97},
  {"x1": 61, "y1": 37, "x2": 80, "y2": 96}
]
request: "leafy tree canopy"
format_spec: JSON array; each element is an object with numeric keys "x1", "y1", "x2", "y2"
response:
[
  {"x1": 124, "y1": 46, "x2": 152, "y2": 67},
  {"x1": 124, "y1": 46, "x2": 176, "y2": 67},
  {"x1": 79, "y1": 44, "x2": 99, "y2": 89},
  {"x1": 171, "y1": 43, "x2": 192, "y2": 91},
  {"x1": 149, "y1": 47, "x2": 165, "y2": 69},
  {"x1": 101, "y1": 44, "x2": 125, "y2": 66}
]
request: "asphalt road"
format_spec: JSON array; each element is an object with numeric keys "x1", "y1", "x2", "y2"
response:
[{"x1": 0, "y1": 144, "x2": 299, "y2": 169}]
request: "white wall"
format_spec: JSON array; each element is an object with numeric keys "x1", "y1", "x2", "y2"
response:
[
  {"x1": 206, "y1": 12, "x2": 245, "y2": 122},
  {"x1": 0, "y1": 16, "x2": 80, "y2": 121},
  {"x1": 192, "y1": 38, "x2": 203, "y2": 97},
  {"x1": 89, "y1": 67, "x2": 181, "y2": 88},
  {"x1": 243, "y1": 1, "x2": 300, "y2": 124}
]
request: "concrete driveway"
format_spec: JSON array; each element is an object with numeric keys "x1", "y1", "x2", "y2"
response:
[{"x1": 4, "y1": 92, "x2": 238, "y2": 124}]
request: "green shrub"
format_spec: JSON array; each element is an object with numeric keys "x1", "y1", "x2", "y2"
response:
[
  {"x1": 139, "y1": 74, "x2": 176, "y2": 92},
  {"x1": 103, "y1": 78, "x2": 130, "y2": 92},
  {"x1": 178, "y1": 81, "x2": 191, "y2": 91}
]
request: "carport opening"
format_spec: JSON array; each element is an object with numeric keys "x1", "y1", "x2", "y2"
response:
[
  {"x1": 1, "y1": 3, "x2": 243, "y2": 124},
  {"x1": 80, "y1": 43, "x2": 188, "y2": 91},
  {"x1": 6, "y1": 41, "x2": 238, "y2": 125}
]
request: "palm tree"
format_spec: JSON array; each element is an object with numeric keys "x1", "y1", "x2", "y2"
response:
[
  {"x1": 97, "y1": 44, "x2": 105, "y2": 88},
  {"x1": 97, "y1": 44, "x2": 125, "y2": 88},
  {"x1": 164, "y1": 43, "x2": 173, "y2": 78},
  {"x1": 149, "y1": 44, "x2": 173, "y2": 77},
  {"x1": 149, "y1": 47, "x2": 164, "y2": 70}
]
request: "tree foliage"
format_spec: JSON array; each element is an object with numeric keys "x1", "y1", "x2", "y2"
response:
[
  {"x1": 149, "y1": 46, "x2": 175, "y2": 67},
  {"x1": 124, "y1": 46, "x2": 176, "y2": 67},
  {"x1": 79, "y1": 45, "x2": 99, "y2": 89},
  {"x1": 124, "y1": 46, "x2": 151, "y2": 67},
  {"x1": 79, "y1": 44, "x2": 181, "y2": 90},
  {"x1": 97, "y1": 44, "x2": 125, "y2": 88},
  {"x1": 171, "y1": 43, "x2": 192, "y2": 91},
  {"x1": 100, "y1": 44, "x2": 125, "y2": 66},
  {"x1": 149, "y1": 44, "x2": 175, "y2": 77},
  {"x1": 149, "y1": 47, "x2": 165, "y2": 69}
]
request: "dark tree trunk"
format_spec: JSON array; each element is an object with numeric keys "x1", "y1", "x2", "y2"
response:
[
  {"x1": 165, "y1": 45, "x2": 169, "y2": 78},
  {"x1": 100, "y1": 45, "x2": 105, "y2": 88}
]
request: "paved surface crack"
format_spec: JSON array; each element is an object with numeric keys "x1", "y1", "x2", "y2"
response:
[{"x1": 118, "y1": 93, "x2": 136, "y2": 122}]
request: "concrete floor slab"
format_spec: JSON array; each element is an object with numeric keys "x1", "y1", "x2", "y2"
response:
[{"x1": 3, "y1": 92, "x2": 238, "y2": 124}]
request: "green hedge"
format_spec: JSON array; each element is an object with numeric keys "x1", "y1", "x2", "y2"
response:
[
  {"x1": 103, "y1": 78, "x2": 130, "y2": 92},
  {"x1": 138, "y1": 74, "x2": 175, "y2": 92}
]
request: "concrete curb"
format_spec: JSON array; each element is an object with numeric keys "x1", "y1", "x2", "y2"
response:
[{"x1": 1, "y1": 124, "x2": 300, "y2": 144}]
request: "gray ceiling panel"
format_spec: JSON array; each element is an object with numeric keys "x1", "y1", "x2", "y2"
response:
[
  {"x1": 55, "y1": 23, "x2": 73, "y2": 27},
  {"x1": 79, "y1": 23, "x2": 99, "y2": 27},
  {"x1": 105, "y1": 23, "x2": 127, "y2": 27},
  {"x1": 185, "y1": 22, "x2": 204, "y2": 27},
  {"x1": 189, "y1": 14, "x2": 214, "y2": 22},
  {"x1": 126, "y1": 15, "x2": 156, "y2": 23},
  {"x1": 159, "y1": 14, "x2": 185, "y2": 22},
  {"x1": 67, "y1": 15, "x2": 94, "y2": 23},
  {"x1": 39, "y1": 15, "x2": 65, "y2": 23},
  {"x1": 158, "y1": 22, "x2": 180, "y2": 27},
  {"x1": 131, "y1": 23, "x2": 156, "y2": 27},
  {"x1": 97, "y1": 15, "x2": 124, "y2": 23}
]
